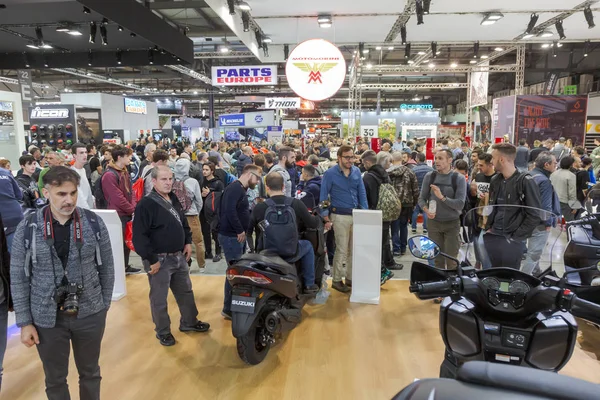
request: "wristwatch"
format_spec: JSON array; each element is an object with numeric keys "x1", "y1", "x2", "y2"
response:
[{"x1": 441, "y1": 196, "x2": 447, "y2": 202}]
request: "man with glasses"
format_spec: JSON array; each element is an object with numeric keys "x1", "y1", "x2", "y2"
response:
[{"x1": 320, "y1": 145, "x2": 368, "y2": 293}]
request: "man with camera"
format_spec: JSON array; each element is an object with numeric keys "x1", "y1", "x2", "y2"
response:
[{"x1": 10, "y1": 166, "x2": 115, "y2": 400}]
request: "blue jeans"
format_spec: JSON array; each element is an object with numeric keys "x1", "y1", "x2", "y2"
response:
[
  {"x1": 219, "y1": 234, "x2": 245, "y2": 314},
  {"x1": 285, "y1": 240, "x2": 315, "y2": 287},
  {"x1": 0, "y1": 301, "x2": 8, "y2": 389},
  {"x1": 522, "y1": 227, "x2": 550, "y2": 275},
  {"x1": 391, "y1": 211, "x2": 410, "y2": 253},
  {"x1": 411, "y1": 204, "x2": 428, "y2": 231}
]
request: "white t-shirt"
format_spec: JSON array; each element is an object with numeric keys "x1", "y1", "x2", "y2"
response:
[{"x1": 72, "y1": 166, "x2": 95, "y2": 209}]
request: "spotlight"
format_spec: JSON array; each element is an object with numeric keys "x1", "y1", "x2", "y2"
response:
[
  {"x1": 541, "y1": 43, "x2": 551, "y2": 49},
  {"x1": 431, "y1": 42, "x2": 437, "y2": 58},
  {"x1": 67, "y1": 29, "x2": 83, "y2": 36},
  {"x1": 219, "y1": 45, "x2": 229, "y2": 53},
  {"x1": 318, "y1": 14, "x2": 332, "y2": 28},
  {"x1": 522, "y1": 33, "x2": 535, "y2": 39},
  {"x1": 481, "y1": 12, "x2": 504, "y2": 25},
  {"x1": 284, "y1": 44, "x2": 289, "y2": 60},
  {"x1": 469, "y1": 60, "x2": 476, "y2": 64},
  {"x1": 480, "y1": 55, "x2": 489, "y2": 59},
  {"x1": 242, "y1": 11, "x2": 250, "y2": 32},
  {"x1": 116, "y1": 49, "x2": 122, "y2": 65},
  {"x1": 423, "y1": 0, "x2": 431, "y2": 14},
  {"x1": 359, "y1": 42, "x2": 365, "y2": 56},
  {"x1": 43, "y1": 55, "x2": 49, "y2": 67},
  {"x1": 101, "y1": 18, "x2": 109, "y2": 26},
  {"x1": 376, "y1": 46, "x2": 382, "y2": 51},
  {"x1": 263, "y1": 43, "x2": 269, "y2": 57},
  {"x1": 407, "y1": 60, "x2": 414, "y2": 64},
  {"x1": 262, "y1": 36, "x2": 272, "y2": 44},
  {"x1": 255, "y1": 31, "x2": 263, "y2": 48},
  {"x1": 525, "y1": 13, "x2": 539, "y2": 34},
  {"x1": 130, "y1": 32, "x2": 136, "y2": 37},
  {"x1": 400, "y1": 25, "x2": 407, "y2": 45},
  {"x1": 83, "y1": 6, "x2": 91, "y2": 14},
  {"x1": 418, "y1": 51, "x2": 425, "y2": 55},
  {"x1": 451, "y1": 62, "x2": 457, "y2": 68},
  {"x1": 428, "y1": 63, "x2": 435, "y2": 68},
  {"x1": 148, "y1": 48, "x2": 154, "y2": 65},
  {"x1": 539, "y1": 30, "x2": 553, "y2": 38},
  {"x1": 100, "y1": 25, "x2": 108, "y2": 45},
  {"x1": 494, "y1": 47, "x2": 504, "y2": 51},
  {"x1": 404, "y1": 43, "x2": 411, "y2": 59},
  {"x1": 88, "y1": 50, "x2": 93, "y2": 66},
  {"x1": 160, "y1": 48, "x2": 166, "y2": 55},
  {"x1": 552, "y1": 41, "x2": 557, "y2": 57},
  {"x1": 35, "y1": 26, "x2": 44, "y2": 42},
  {"x1": 473, "y1": 41, "x2": 479, "y2": 58},
  {"x1": 584, "y1": 40, "x2": 591, "y2": 57},
  {"x1": 118, "y1": 26, "x2": 124, "y2": 32},
  {"x1": 555, "y1": 20, "x2": 566, "y2": 40},
  {"x1": 26, "y1": 42, "x2": 39, "y2": 49},
  {"x1": 584, "y1": 6, "x2": 595, "y2": 29},
  {"x1": 23, "y1": 52, "x2": 30, "y2": 68},
  {"x1": 388, "y1": 46, "x2": 394, "y2": 50},
  {"x1": 237, "y1": 1, "x2": 251, "y2": 11},
  {"x1": 227, "y1": 0, "x2": 235, "y2": 15},
  {"x1": 415, "y1": 0, "x2": 424, "y2": 25},
  {"x1": 89, "y1": 22, "x2": 97, "y2": 44}
]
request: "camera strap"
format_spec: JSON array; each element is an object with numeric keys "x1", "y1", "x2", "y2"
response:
[{"x1": 43, "y1": 206, "x2": 84, "y2": 286}]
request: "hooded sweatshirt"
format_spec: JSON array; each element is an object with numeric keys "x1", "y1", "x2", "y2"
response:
[
  {"x1": 270, "y1": 163, "x2": 292, "y2": 197},
  {"x1": 236, "y1": 153, "x2": 253, "y2": 177},
  {"x1": 296, "y1": 176, "x2": 322, "y2": 210},
  {"x1": 362, "y1": 164, "x2": 390, "y2": 210},
  {"x1": 174, "y1": 158, "x2": 203, "y2": 216}
]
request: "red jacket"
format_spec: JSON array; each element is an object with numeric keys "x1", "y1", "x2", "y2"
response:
[{"x1": 102, "y1": 162, "x2": 136, "y2": 217}]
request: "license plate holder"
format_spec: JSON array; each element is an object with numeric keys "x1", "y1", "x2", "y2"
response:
[{"x1": 231, "y1": 295, "x2": 257, "y2": 314}]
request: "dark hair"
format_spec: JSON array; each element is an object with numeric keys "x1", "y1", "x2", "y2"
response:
[
  {"x1": 71, "y1": 142, "x2": 87, "y2": 155},
  {"x1": 265, "y1": 172, "x2": 284, "y2": 191},
  {"x1": 152, "y1": 149, "x2": 169, "y2": 163},
  {"x1": 111, "y1": 145, "x2": 132, "y2": 161},
  {"x1": 479, "y1": 153, "x2": 492, "y2": 164},
  {"x1": 416, "y1": 153, "x2": 426, "y2": 162},
  {"x1": 583, "y1": 157, "x2": 593, "y2": 167},
  {"x1": 264, "y1": 152, "x2": 274, "y2": 165},
  {"x1": 472, "y1": 149, "x2": 484, "y2": 159},
  {"x1": 573, "y1": 146, "x2": 585, "y2": 156},
  {"x1": 308, "y1": 154, "x2": 319, "y2": 165},
  {"x1": 210, "y1": 142, "x2": 218, "y2": 149},
  {"x1": 203, "y1": 161, "x2": 216, "y2": 173},
  {"x1": 338, "y1": 144, "x2": 354, "y2": 157},
  {"x1": 100, "y1": 145, "x2": 111, "y2": 155},
  {"x1": 42, "y1": 166, "x2": 80, "y2": 187},
  {"x1": 461, "y1": 141, "x2": 469, "y2": 147},
  {"x1": 361, "y1": 150, "x2": 377, "y2": 165},
  {"x1": 303, "y1": 164, "x2": 317, "y2": 177},
  {"x1": 441, "y1": 139, "x2": 449, "y2": 146},
  {"x1": 491, "y1": 143, "x2": 517, "y2": 160},
  {"x1": 519, "y1": 139, "x2": 527, "y2": 146},
  {"x1": 19, "y1": 154, "x2": 35, "y2": 167},
  {"x1": 208, "y1": 155, "x2": 219, "y2": 165},
  {"x1": 29, "y1": 146, "x2": 40, "y2": 155},
  {"x1": 86, "y1": 144, "x2": 96, "y2": 153},
  {"x1": 253, "y1": 153, "x2": 265, "y2": 167},
  {"x1": 279, "y1": 146, "x2": 294, "y2": 160},
  {"x1": 560, "y1": 155, "x2": 575, "y2": 170},
  {"x1": 454, "y1": 159, "x2": 469, "y2": 172},
  {"x1": 436, "y1": 149, "x2": 453, "y2": 159}
]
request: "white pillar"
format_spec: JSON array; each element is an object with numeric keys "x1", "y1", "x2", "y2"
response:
[
  {"x1": 94, "y1": 210, "x2": 127, "y2": 301},
  {"x1": 350, "y1": 209, "x2": 382, "y2": 304}
]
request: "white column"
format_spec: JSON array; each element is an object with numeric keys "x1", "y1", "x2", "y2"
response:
[
  {"x1": 94, "y1": 210, "x2": 127, "y2": 301},
  {"x1": 350, "y1": 209, "x2": 382, "y2": 304}
]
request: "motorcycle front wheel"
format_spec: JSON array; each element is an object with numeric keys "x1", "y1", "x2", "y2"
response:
[{"x1": 236, "y1": 325, "x2": 271, "y2": 365}]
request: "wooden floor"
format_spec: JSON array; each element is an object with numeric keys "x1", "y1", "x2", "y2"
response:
[{"x1": 3, "y1": 276, "x2": 600, "y2": 400}]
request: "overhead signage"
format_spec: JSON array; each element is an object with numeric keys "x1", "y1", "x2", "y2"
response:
[
  {"x1": 265, "y1": 97, "x2": 301, "y2": 109},
  {"x1": 124, "y1": 98, "x2": 147, "y2": 114},
  {"x1": 360, "y1": 125, "x2": 379, "y2": 138},
  {"x1": 30, "y1": 106, "x2": 70, "y2": 119},
  {"x1": 18, "y1": 70, "x2": 33, "y2": 122},
  {"x1": 285, "y1": 39, "x2": 346, "y2": 102},
  {"x1": 400, "y1": 104, "x2": 434, "y2": 110},
  {"x1": 212, "y1": 65, "x2": 278, "y2": 86},
  {"x1": 219, "y1": 114, "x2": 245, "y2": 127}
]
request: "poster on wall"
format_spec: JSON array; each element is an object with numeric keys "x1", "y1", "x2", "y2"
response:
[
  {"x1": 470, "y1": 62, "x2": 490, "y2": 107},
  {"x1": 515, "y1": 95, "x2": 588, "y2": 147},
  {"x1": 77, "y1": 109, "x2": 102, "y2": 145},
  {"x1": 492, "y1": 96, "x2": 516, "y2": 141},
  {"x1": 378, "y1": 119, "x2": 396, "y2": 140}
]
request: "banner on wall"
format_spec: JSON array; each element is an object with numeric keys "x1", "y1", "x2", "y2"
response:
[
  {"x1": 492, "y1": 96, "x2": 516, "y2": 141},
  {"x1": 470, "y1": 62, "x2": 489, "y2": 107},
  {"x1": 378, "y1": 119, "x2": 396, "y2": 140},
  {"x1": 543, "y1": 72, "x2": 560, "y2": 95},
  {"x1": 211, "y1": 65, "x2": 277, "y2": 86},
  {"x1": 17, "y1": 70, "x2": 33, "y2": 123},
  {"x1": 515, "y1": 95, "x2": 588, "y2": 147}
]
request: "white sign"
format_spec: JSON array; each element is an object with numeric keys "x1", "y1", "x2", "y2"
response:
[
  {"x1": 361, "y1": 125, "x2": 379, "y2": 138},
  {"x1": 124, "y1": 98, "x2": 147, "y2": 114},
  {"x1": 211, "y1": 65, "x2": 277, "y2": 86},
  {"x1": 285, "y1": 39, "x2": 346, "y2": 102},
  {"x1": 470, "y1": 61, "x2": 490, "y2": 107},
  {"x1": 30, "y1": 107, "x2": 70, "y2": 119},
  {"x1": 265, "y1": 97, "x2": 301, "y2": 109}
]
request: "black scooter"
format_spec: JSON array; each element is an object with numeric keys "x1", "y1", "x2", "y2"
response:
[{"x1": 226, "y1": 205, "x2": 328, "y2": 365}]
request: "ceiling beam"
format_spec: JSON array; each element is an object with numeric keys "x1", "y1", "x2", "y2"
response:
[
  {"x1": 384, "y1": 0, "x2": 416, "y2": 43},
  {"x1": 148, "y1": 0, "x2": 209, "y2": 9}
]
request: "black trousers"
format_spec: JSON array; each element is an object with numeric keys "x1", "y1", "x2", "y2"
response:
[
  {"x1": 483, "y1": 232, "x2": 526, "y2": 269},
  {"x1": 119, "y1": 215, "x2": 131, "y2": 268},
  {"x1": 382, "y1": 221, "x2": 395, "y2": 269},
  {"x1": 36, "y1": 310, "x2": 108, "y2": 400},
  {"x1": 200, "y1": 213, "x2": 221, "y2": 255}
]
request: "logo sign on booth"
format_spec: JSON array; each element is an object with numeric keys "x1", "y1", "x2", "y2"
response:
[
  {"x1": 255, "y1": 115, "x2": 263, "y2": 123},
  {"x1": 30, "y1": 106, "x2": 70, "y2": 119},
  {"x1": 265, "y1": 97, "x2": 301, "y2": 109},
  {"x1": 285, "y1": 39, "x2": 346, "y2": 102},
  {"x1": 219, "y1": 114, "x2": 245, "y2": 127},
  {"x1": 124, "y1": 98, "x2": 147, "y2": 114},
  {"x1": 400, "y1": 103, "x2": 433, "y2": 110},
  {"x1": 211, "y1": 65, "x2": 277, "y2": 86},
  {"x1": 361, "y1": 125, "x2": 379, "y2": 138}
]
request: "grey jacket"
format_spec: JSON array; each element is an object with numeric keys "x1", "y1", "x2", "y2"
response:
[
  {"x1": 10, "y1": 207, "x2": 115, "y2": 328},
  {"x1": 270, "y1": 164, "x2": 292, "y2": 197},
  {"x1": 174, "y1": 158, "x2": 203, "y2": 216}
]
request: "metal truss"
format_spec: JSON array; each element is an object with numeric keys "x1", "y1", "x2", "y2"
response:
[
  {"x1": 51, "y1": 68, "x2": 155, "y2": 92},
  {"x1": 515, "y1": 45, "x2": 526, "y2": 95},
  {"x1": 384, "y1": 0, "x2": 416, "y2": 42},
  {"x1": 167, "y1": 65, "x2": 212, "y2": 85},
  {"x1": 194, "y1": 51, "x2": 256, "y2": 59},
  {"x1": 370, "y1": 64, "x2": 518, "y2": 73},
  {"x1": 358, "y1": 83, "x2": 468, "y2": 90},
  {"x1": 0, "y1": 76, "x2": 46, "y2": 89},
  {"x1": 476, "y1": 46, "x2": 518, "y2": 66},
  {"x1": 347, "y1": 52, "x2": 362, "y2": 137},
  {"x1": 466, "y1": 72, "x2": 472, "y2": 136}
]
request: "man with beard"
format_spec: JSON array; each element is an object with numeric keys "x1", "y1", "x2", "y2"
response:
[
  {"x1": 219, "y1": 164, "x2": 262, "y2": 319},
  {"x1": 269, "y1": 146, "x2": 295, "y2": 197}
]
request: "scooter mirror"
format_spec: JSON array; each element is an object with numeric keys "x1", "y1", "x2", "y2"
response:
[{"x1": 408, "y1": 235, "x2": 441, "y2": 261}]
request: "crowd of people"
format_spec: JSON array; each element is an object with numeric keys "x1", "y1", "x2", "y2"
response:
[{"x1": 0, "y1": 131, "x2": 598, "y2": 398}]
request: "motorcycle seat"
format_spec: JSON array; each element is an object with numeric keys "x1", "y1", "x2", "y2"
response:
[{"x1": 241, "y1": 252, "x2": 297, "y2": 275}]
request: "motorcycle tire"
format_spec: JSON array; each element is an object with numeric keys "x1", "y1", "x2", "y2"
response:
[{"x1": 236, "y1": 325, "x2": 271, "y2": 365}]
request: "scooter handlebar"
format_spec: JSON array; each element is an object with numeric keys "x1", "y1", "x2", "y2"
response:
[
  {"x1": 409, "y1": 280, "x2": 453, "y2": 297},
  {"x1": 566, "y1": 215, "x2": 597, "y2": 227},
  {"x1": 569, "y1": 296, "x2": 600, "y2": 326}
]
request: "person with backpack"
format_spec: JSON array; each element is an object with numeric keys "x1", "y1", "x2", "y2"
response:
[
  {"x1": 132, "y1": 166, "x2": 210, "y2": 347},
  {"x1": 174, "y1": 158, "x2": 206, "y2": 271},
  {"x1": 269, "y1": 146, "x2": 295, "y2": 197},
  {"x1": 361, "y1": 151, "x2": 402, "y2": 285},
  {"x1": 295, "y1": 164, "x2": 322, "y2": 211},
  {"x1": 411, "y1": 153, "x2": 434, "y2": 234},
  {"x1": 201, "y1": 162, "x2": 225, "y2": 262},
  {"x1": 551, "y1": 137, "x2": 570, "y2": 162},
  {"x1": 219, "y1": 164, "x2": 263, "y2": 320},
  {"x1": 418, "y1": 149, "x2": 467, "y2": 271},
  {"x1": 100, "y1": 145, "x2": 141, "y2": 275},
  {"x1": 522, "y1": 152, "x2": 561, "y2": 275},
  {"x1": 388, "y1": 152, "x2": 420, "y2": 256},
  {"x1": 247, "y1": 173, "x2": 320, "y2": 294},
  {"x1": 484, "y1": 143, "x2": 542, "y2": 269},
  {"x1": 10, "y1": 166, "x2": 114, "y2": 399}
]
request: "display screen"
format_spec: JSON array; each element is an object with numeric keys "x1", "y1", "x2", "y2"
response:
[{"x1": 499, "y1": 282, "x2": 510, "y2": 292}]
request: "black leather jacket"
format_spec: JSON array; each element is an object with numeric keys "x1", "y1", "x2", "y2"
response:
[{"x1": 485, "y1": 170, "x2": 542, "y2": 241}]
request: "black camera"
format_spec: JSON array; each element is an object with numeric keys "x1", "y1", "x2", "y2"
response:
[{"x1": 54, "y1": 283, "x2": 83, "y2": 315}]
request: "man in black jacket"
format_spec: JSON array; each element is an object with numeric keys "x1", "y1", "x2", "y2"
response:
[
  {"x1": 0, "y1": 214, "x2": 11, "y2": 389},
  {"x1": 133, "y1": 166, "x2": 210, "y2": 346},
  {"x1": 485, "y1": 144, "x2": 542, "y2": 269},
  {"x1": 248, "y1": 173, "x2": 320, "y2": 294}
]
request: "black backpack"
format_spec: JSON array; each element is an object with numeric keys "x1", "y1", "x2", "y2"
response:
[
  {"x1": 203, "y1": 190, "x2": 223, "y2": 231},
  {"x1": 262, "y1": 198, "x2": 298, "y2": 258},
  {"x1": 94, "y1": 169, "x2": 119, "y2": 209}
]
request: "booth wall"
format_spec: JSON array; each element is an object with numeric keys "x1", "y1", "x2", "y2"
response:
[
  {"x1": 341, "y1": 110, "x2": 440, "y2": 140},
  {"x1": 586, "y1": 95, "x2": 600, "y2": 118},
  {"x1": 0, "y1": 91, "x2": 26, "y2": 168}
]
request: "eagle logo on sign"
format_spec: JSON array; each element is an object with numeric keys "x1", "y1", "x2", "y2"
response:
[{"x1": 292, "y1": 63, "x2": 338, "y2": 84}]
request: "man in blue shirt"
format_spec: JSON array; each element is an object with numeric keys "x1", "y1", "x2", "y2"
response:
[{"x1": 320, "y1": 145, "x2": 368, "y2": 293}]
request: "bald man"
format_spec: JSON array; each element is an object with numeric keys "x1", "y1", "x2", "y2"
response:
[{"x1": 236, "y1": 146, "x2": 254, "y2": 177}]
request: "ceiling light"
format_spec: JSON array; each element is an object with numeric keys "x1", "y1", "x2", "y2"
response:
[
  {"x1": 148, "y1": 48, "x2": 154, "y2": 65},
  {"x1": 584, "y1": 6, "x2": 595, "y2": 28},
  {"x1": 525, "y1": 13, "x2": 539, "y2": 34},
  {"x1": 26, "y1": 43, "x2": 39, "y2": 49},
  {"x1": 193, "y1": 91, "x2": 198, "y2": 95},
  {"x1": 88, "y1": 50, "x2": 93, "y2": 66},
  {"x1": 376, "y1": 46, "x2": 382, "y2": 51},
  {"x1": 556, "y1": 42, "x2": 563, "y2": 47},
  {"x1": 450, "y1": 62, "x2": 457, "y2": 68},
  {"x1": 555, "y1": 20, "x2": 566, "y2": 40},
  {"x1": 481, "y1": 20, "x2": 496, "y2": 26},
  {"x1": 122, "y1": 93, "x2": 126, "y2": 96},
  {"x1": 552, "y1": 41, "x2": 558, "y2": 57},
  {"x1": 428, "y1": 63, "x2": 435, "y2": 68},
  {"x1": 100, "y1": 25, "x2": 108, "y2": 45},
  {"x1": 127, "y1": 83, "x2": 132, "y2": 86},
  {"x1": 262, "y1": 36, "x2": 272, "y2": 44},
  {"x1": 83, "y1": 6, "x2": 91, "y2": 14},
  {"x1": 418, "y1": 51, "x2": 425, "y2": 55},
  {"x1": 522, "y1": 33, "x2": 535, "y2": 39},
  {"x1": 116, "y1": 49, "x2": 122, "y2": 65},
  {"x1": 415, "y1": 0, "x2": 424, "y2": 25},
  {"x1": 494, "y1": 47, "x2": 504, "y2": 52},
  {"x1": 108, "y1": 77, "x2": 113, "y2": 81},
  {"x1": 400, "y1": 25, "x2": 407, "y2": 45},
  {"x1": 67, "y1": 29, "x2": 83, "y2": 36},
  {"x1": 481, "y1": 12, "x2": 504, "y2": 25},
  {"x1": 423, "y1": 59, "x2": 430, "y2": 63},
  {"x1": 56, "y1": 26, "x2": 70, "y2": 33},
  {"x1": 43, "y1": 56, "x2": 49, "y2": 67},
  {"x1": 388, "y1": 46, "x2": 394, "y2": 50},
  {"x1": 366, "y1": 62, "x2": 373, "y2": 69},
  {"x1": 118, "y1": 26, "x2": 124, "y2": 32},
  {"x1": 319, "y1": 21, "x2": 332, "y2": 28},
  {"x1": 473, "y1": 41, "x2": 479, "y2": 58},
  {"x1": 541, "y1": 43, "x2": 551, "y2": 49},
  {"x1": 423, "y1": 0, "x2": 431, "y2": 14},
  {"x1": 539, "y1": 30, "x2": 553, "y2": 38},
  {"x1": 405, "y1": 43, "x2": 411, "y2": 58},
  {"x1": 363, "y1": 48, "x2": 370, "y2": 54},
  {"x1": 86, "y1": 72, "x2": 91, "y2": 76},
  {"x1": 407, "y1": 60, "x2": 414, "y2": 64},
  {"x1": 317, "y1": 14, "x2": 332, "y2": 23},
  {"x1": 40, "y1": 43, "x2": 53, "y2": 49},
  {"x1": 431, "y1": 42, "x2": 437, "y2": 58},
  {"x1": 23, "y1": 53, "x2": 30, "y2": 68},
  {"x1": 480, "y1": 55, "x2": 489, "y2": 59},
  {"x1": 89, "y1": 22, "x2": 97, "y2": 44},
  {"x1": 101, "y1": 18, "x2": 109, "y2": 26},
  {"x1": 242, "y1": 11, "x2": 250, "y2": 32},
  {"x1": 469, "y1": 60, "x2": 476, "y2": 64},
  {"x1": 584, "y1": 40, "x2": 591, "y2": 57},
  {"x1": 130, "y1": 32, "x2": 136, "y2": 38},
  {"x1": 237, "y1": 1, "x2": 251, "y2": 11}
]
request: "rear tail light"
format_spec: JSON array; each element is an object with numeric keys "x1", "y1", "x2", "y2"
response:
[
  {"x1": 226, "y1": 268, "x2": 238, "y2": 281},
  {"x1": 243, "y1": 270, "x2": 272, "y2": 285}
]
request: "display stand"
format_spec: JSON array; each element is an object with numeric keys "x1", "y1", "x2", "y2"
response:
[
  {"x1": 350, "y1": 210, "x2": 382, "y2": 305},
  {"x1": 93, "y1": 210, "x2": 127, "y2": 301}
]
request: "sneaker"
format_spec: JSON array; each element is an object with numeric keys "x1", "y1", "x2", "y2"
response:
[
  {"x1": 388, "y1": 263, "x2": 404, "y2": 270},
  {"x1": 423, "y1": 229, "x2": 428, "y2": 234},
  {"x1": 303, "y1": 284, "x2": 319, "y2": 294},
  {"x1": 179, "y1": 321, "x2": 210, "y2": 333},
  {"x1": 332, "y1": 281, "x2": 351, "y2": 293},
  {"x1": 212, "y1": 254, "x2": 222, "y2": 262},
  {"x1": 393, "y1": 251, "x2": 402, "y2": 257},
  {"x1": 345, "y1": 279, "x2": 352, "y2": 287},
  {"x1": 381, "y1": 269, "x2": 394, "y2": 285},
  {"x1": 205, "y1": 253, "x2": 214, "y2": 260},
  {"x1": 156, "y1": 333, "x2": 176, "y2": 346},
  {"x1": 221, "y1": 311, "x2": 232, "y2": 320},
  {"x1": 125, "y1": 266, "x2": 142, "y2": 275},
  {"x1": 412, "y1": 228, "x2": 417, "y2": 234}
]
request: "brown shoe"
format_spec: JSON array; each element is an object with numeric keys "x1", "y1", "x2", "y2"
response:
[
  {"x1": 332, "y1": 281, "x2": 351, "y2": 293},
  {"x1": 345, "y1": 279, "x2": 352, "y2": 287}
]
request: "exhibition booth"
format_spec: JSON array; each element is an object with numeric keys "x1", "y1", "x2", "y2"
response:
[
  {"x1": 217, "y1": 110, "x2": 278, "y2": 142},
  {"x1": 0, "y1": 90, "x2": 27, "y2": 168}
]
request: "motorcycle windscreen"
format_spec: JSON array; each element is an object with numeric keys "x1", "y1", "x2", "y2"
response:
[{"x1": 410, "y1": 261, "x2": 452, "y2": 285}]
